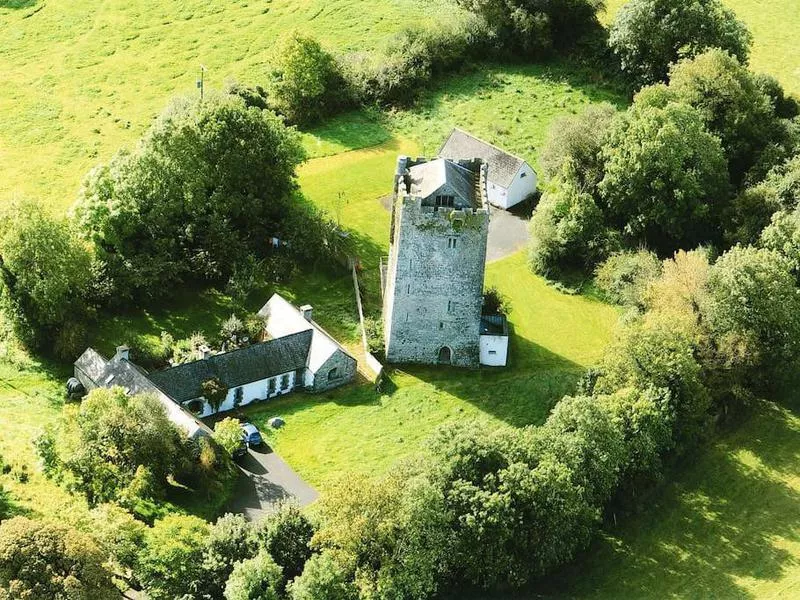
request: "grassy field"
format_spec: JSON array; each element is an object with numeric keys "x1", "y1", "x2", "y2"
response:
[
  {"x1": 540, "y1": 399, "x2": 800, "y2": 599},
  {"x1": 0, "y1": 0, "x2": 456, "y2": 211},
  {"x1": 604, "y1": 0, "x2": 800, "y2": 95}
]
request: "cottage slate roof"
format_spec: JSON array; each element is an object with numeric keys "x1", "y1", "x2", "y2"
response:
[
  {"x1": 74, "y1": 348, "x2": 109, "y2": 386},
  {"x1": 258, "y1": 294, "x2": 355, "y2": 373},
  {"x1": 73, "y1": 349, "x2": 210, "y2": 438},
  {"x1": 147, "y1": 329, "x2": 313, "y2": 403},
  {"x1": 407, "y1": 159, "x2": 476, "y2": 207},
  {"x1": 439, "y1": 128, "x2": 526, "y2": 189}
]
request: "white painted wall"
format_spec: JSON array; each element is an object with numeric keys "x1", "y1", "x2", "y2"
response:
[
  {"x1": 486, "y1": 164, "x2": 537, "y2": 210},
  {"x1": 480, "y1": 335, "x2": 508, "y2": 366},
  {"x1": 183, "y1": 370, "x2": 298, "y2": 417}
]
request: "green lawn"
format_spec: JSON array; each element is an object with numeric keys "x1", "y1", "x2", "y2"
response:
[
  {"x1": 604, "y1": 0, "x2": 800, "y2": 95},
  {"x1": 539, "y1": 399, "x2": 800, "y2": 599}
]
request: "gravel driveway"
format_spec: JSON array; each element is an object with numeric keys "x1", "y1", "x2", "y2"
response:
[{"x1": 224, "y1": 445, "x2": 318, "y2": 520}]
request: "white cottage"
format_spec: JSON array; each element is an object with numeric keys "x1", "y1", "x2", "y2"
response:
[
  {"x1": 74, "y1": 294, "x2": 357, "y2": 429},
  {"x1": 439, "y1": 128, "x2": 537, "y2": 210},
  {"x1": 479, "y1": 315, "x2": 510, "y2": 367}
]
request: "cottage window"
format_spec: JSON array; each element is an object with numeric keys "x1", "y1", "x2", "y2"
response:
[
  {"x1": 520, "y1": 172, "x2": 527, "y2": 178},
  {"x1": 488, "y1": 350, "x2": 497, "y2": 355},
  {"x1": 280, "y1": 374, "x2": 290, "y2": 390},
  {"x1": 234, "y1": 387, "x2": 244, "y2": 405},
  {"x1": 268, "y1": 378, "x2": 276, "y2": 395},
  {"x1": 328, "y1": 367, "x2": 339, "y2": 380}
]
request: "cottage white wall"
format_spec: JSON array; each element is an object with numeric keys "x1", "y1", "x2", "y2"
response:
[
  {"x1": 505, "y1": 165, "x2": 537, "y2": 208},
  {"x1": 487, "y1": 181, "x2": 510, "y2": 209},
  {"x1": 480, "y1": 335, "x2": 508, "y2": 366},
  {"x1": 183, "y1": 370, "x2": 297, "y2": 417}
]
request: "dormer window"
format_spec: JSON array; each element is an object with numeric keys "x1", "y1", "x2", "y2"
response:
[{"x1": 435, "y1": 195, "x2": 454, "y2": 208}]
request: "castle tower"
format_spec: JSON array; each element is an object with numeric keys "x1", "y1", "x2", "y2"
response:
[{"x1": 383, "y1": 156, "x2": 490, "y2": 367}]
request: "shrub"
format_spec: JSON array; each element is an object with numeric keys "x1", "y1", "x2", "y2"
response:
[
  {"x1": 761, "y1": 207, "x2": 800, "y2": 278},
  {"x1": 225, "y1": 551, "x2": 283, "y2": 600},
  {"x1": 528, "y1": 174, "x2": 612, "y2": 276},
  {"x1": 214, "y1": 418, "x2": 244, "y2": 457},
  {"x1": 482, "y1": 286, "x2": 511, "y2": 316},
  {"x1": 594, "y1": 249, "x2": 662, "y2": 306},
  {"x1": 609, "y1": 0, "x2": 752, "y2": 86},
  {"x1": 137, "y1": 514, "x2": 209, "y2": 600},
  {"x1": 266, "y1": 32, "x2": 351, "y2": 125}
]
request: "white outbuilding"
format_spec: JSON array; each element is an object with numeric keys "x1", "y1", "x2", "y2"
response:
[
  {"x1": 439, "y1": 128, "x2": 537, "y2": 210},
  {"x1": 479, "y1": 315, "x2": 509, "y2": 367}
]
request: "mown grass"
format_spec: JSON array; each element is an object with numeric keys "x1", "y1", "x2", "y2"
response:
[
  {"x1": 536, "y1": 399, "x2": 800, "y2": 599},
  {"x1": 0, "y1": 0, "x2": 457, "y2": 210},
  {"x1": 603, "y1": 0, "x2": 800, "y2": 95}
]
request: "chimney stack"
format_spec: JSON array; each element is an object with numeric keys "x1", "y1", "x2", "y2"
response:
[
  {"x1": 198, "y1": 344, "x2": 213, "y2": 360},
  {"x1": 115, "y1": 345, "x2": 130, "y2": 361},
  {"x1": 300, "y1": 304, "x2": 313, "y2": 322}
]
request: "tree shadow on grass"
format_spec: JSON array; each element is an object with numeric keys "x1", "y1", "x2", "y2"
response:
[{"x1": 526, "y1": 400, "x2": 800, "y2": 600}]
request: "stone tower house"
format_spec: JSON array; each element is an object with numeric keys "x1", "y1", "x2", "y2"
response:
[{"x1": 383, "y1": 156, "x2": 490, "y2": 367}]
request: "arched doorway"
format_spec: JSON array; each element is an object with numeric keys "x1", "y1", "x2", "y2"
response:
[{"x1": 437, "y1": 346, "x2": 452, "y2": 365}]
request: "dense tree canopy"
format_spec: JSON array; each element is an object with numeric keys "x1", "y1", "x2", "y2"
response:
[
  {"x1": 72, "y1": 93, "x2": 306, "y2": 304},
  {"x1": 599, "y1": 100, "x2": 730, "y2": 253},
  {"x1": 609, "y1": 0, "x2": 751, "y2": 86},
  {"x1": 455, "y1": 0, "x2": 605, "y2": 55},
  {"x1": 0, "y1": 200, "x2": 92, "y2": 352},
  {"x1": 539, "y1": 103, "x2": 618, "y2": 193},
  {"x1": 528, "y1": 173, "x2": 613, "y2": 276},
  {"x1": 0, "y1": 517, "x2": 116, "y2": 599}
]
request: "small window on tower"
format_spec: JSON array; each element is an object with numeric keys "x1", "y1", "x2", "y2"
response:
[
  {"x1": 520, "y1": 172, "x2": 527, "y2": 178},
  {"x1": 439, "y1": 322, "x2": 444, "y2": 329},
  {"x1": 407, "y1": 283, "x2": 411, "y2": 294},
  {"x1": 447, "y1": 300, "x2": 453, "y2": 313}
]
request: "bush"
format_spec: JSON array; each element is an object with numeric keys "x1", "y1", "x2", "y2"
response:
[
  {"x1": 539, "y1": 103, "x2": 617, "y2": 192},
  {"x1": 482, "y1": 286, "x2": 511, "y2": 316},
  {"x1": 289, "y1": 551, "x2": 357, "y2": 600},
  {"x1": 266, "y1": 32, "x2": 351, "y2": 125},
  {"x1": 225, "y1": 551, "x2": 283, "y2": 600},
  {"x1": 528, "y1": 174, "x2": 612, "y2": 276},
  {"x1": 214, "y1": 418, "x2": 244, "y2": 457},
  {"x1": 609, "y1": 0, "x2": 752, "y2": 86},
  {"x1": 137, "y1": 514, "x2": 209, "y2": 600},
  {"x1": 456, "y1": 0, "x2": 605, "y2": 56},
  {"x1": 342, "y1": 19, "x2": 484, "y2": 107},
  {"x1": 595, "y1": 249, "x2": 662, "y2": 306}
]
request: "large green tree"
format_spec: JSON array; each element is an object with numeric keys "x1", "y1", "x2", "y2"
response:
[
  {"x1": 599, "y1": 100, "x2": 730, "y2": 253},
  {"x1": 455, "y1": 0, "x2": 605, "y2": 55},
  {"x1": 72, "y1": 93, "x2": 306, "y2": 304},
  {"x1": 0, "y1": 199, "x2": 91, "y2": 352},
  {"x1": 0, "y1": 517, "x2": 116, "y2": 599},
  {"x1": 609, "y1": 0, "x2": 751, "y2": 86}
]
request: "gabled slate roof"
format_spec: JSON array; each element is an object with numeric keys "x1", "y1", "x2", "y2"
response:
[
  {"x1": 407, "y1": 159, "x2": 476, "y2": 208},
  {"x1": 439, "y1": 128, "x2": 527, "y2": 188},
  {"x1": 147, "y1": 329, "x2": 313, "y2": 403},
  {"x1": 73, "y1": 349, "x2": 210, "y2": 438},
  {"x1": 74, "y1": 348, "x2": 109, "y2": 386},
  {"x1": 258, "y1": 294, "x2": 356, "y2": 373}
]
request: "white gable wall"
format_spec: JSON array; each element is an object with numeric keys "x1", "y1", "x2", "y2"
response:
[
  {"x1": 480, "y1": 334, "x2": 509, "y2": 366},
  {"x1": 487, "y1": 163, "x2": 537, "y2": 210}
]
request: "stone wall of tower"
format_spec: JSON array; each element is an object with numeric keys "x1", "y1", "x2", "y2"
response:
[{"x1": 383, "y1": 158, "x2": 489, "y2": 368}]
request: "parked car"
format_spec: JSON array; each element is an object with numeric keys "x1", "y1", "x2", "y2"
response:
[
  {"x1": 232, "y1": 436, "x2": 248, "y2": 458},
  {"x1": 241, "y1": 422, "x2": 263, "y2": 447}
]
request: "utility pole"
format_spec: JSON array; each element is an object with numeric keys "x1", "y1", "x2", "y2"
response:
[{"x1": 197, "y1": 65, "x2": 206, "y2": 101}]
